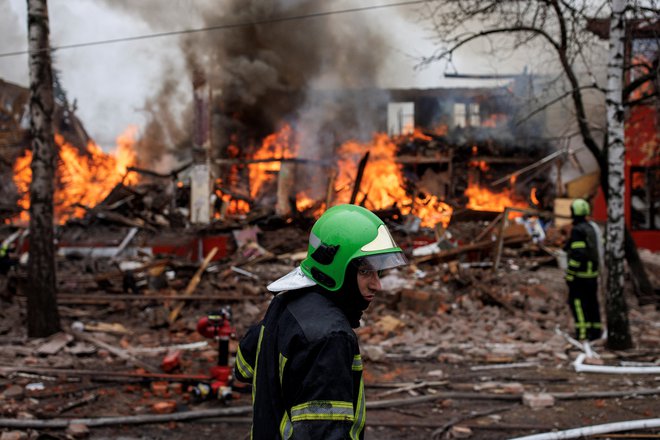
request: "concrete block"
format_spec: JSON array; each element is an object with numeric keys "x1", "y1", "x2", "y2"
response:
[
  {"x1": 522, "y1": 392, "x2": 555, "y2": 408},
  {"x1": 66, "y1": 423, "x2": 90, "y2": 438}
]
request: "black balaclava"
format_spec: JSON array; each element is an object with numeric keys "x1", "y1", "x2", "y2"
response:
[
  {"x1": 572, "y1": 215, "x2": 586, "y2": 225},
  {"x1": 328, "y1": 264, "x2": 370, "y2": 328},
  {"x1": 283, "y1": 265, "x2": 370, "y2": 328}
]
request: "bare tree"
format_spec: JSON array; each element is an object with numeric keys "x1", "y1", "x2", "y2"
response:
[
  {"x1": 419, "y1": 0, "x2": 658, "y2": 349},
  {"x1": 26, "y1": 0, "x2": 61, "y2": 337}
]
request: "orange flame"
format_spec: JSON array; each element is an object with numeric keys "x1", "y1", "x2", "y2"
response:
[
  {"x1": 469, "y1": 160, "x2": 489, "y2": 172},
  {"x1": 530, "y1": 187, "x2": 540, "y2": 205},
  {"x1": 481, "y1": 113, "x2": 507, "y2": 128},
  {"x1": 334, "y1": 133, "x2": 452, "y2": 227},
  {"x1": 227, "y1": 126, "x2": 453, "y2": 227},
  {"x1": 249, "y1": 124, "x2": 297, "y2": 198},
  {"x1": 12, "y1": 126, "x2": 139, "y2": 223},
  {"x1": 465, "y1": 180, "x2": 527, "y2": 212}
]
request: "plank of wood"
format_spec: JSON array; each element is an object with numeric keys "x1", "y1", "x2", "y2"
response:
[
  {"x1": 70, "y1": 331, "x2": 159, "y2": 373},
  {"x1": 168, "y1": 247, "x2": 218, "y2": 324},
  {"x1": 35, "y1": 332, "x2": 73, "y2": 356}
]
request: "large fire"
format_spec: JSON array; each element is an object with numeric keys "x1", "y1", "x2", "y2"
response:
[
  {"x1": 240, "y1": 127, "x2": 453, "y2": 227},
  {"x1": 11, "y1": 122, "x2": 529, "y2": 229},
  {"x1": 12, "y1": 126, "x2": 138, "y2": 223}
]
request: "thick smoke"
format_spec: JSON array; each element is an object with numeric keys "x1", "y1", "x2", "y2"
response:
[{"x1": 105, "y1": 0, "x2": 395, "y2": 190}]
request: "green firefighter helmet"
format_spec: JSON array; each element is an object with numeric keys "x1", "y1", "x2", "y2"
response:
[
  {"x1": 300, "y1": 204, "x2": 407, "y2": 291},
  {"x1": 571, "y1": 198, "x2": 591, "y2": 217}
]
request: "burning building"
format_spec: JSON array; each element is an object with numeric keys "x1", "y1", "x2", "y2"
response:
[{"x1": 1, "y1": 78, "x2": 138, "y2": 225}]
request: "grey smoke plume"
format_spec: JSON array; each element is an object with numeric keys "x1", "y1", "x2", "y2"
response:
[{"x1": 104, "y1": 0, "x2": 395, "y2": 185}]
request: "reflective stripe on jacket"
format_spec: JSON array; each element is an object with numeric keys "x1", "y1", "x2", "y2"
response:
[
  {"x1": 234, "y1": 289, "x2": 365, "y2": 439},
  {"x1": 564, "y1": 220, "x2": 599, "y2": 281}
]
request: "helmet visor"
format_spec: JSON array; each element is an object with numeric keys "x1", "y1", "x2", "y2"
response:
[{"x1": 353, "y1": 251, "x2": 408, "y2": 272}]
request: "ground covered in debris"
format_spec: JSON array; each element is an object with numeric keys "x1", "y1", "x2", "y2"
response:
[{"x1": 1, "y1": 220, "x2": 659, "y2": 440}]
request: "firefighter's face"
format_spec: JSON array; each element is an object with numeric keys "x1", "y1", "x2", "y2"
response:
[{"x1": 356, "y1": 269, "x2": 381, "y2": 305}]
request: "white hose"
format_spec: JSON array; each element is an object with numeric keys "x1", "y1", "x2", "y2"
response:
[
  {"x1": 509, "y1": 418, "x2": 660, "y2": 440},
  {"x1": 574, "y1": 353, "x2": 660, "y2": 374}
]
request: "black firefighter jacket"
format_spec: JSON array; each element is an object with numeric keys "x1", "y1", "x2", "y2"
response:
[
  {"x1": 234, "y1": 289, "x2": 365, "y2": 439},
  {"x1": 564, "y1": 219, "x2": 599, "y2": 281}
]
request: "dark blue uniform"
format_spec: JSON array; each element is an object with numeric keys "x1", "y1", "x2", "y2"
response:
[{"x1": 235, "y1": 289, "x2": 365, "y2": 439}]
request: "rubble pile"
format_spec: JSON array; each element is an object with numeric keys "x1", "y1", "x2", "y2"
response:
[{"x1": 0, "y1": 213, "x2": 659, "y2": 439}]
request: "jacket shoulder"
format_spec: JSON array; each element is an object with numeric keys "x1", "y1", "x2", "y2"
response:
[{"x1": 285, "y1": 291, "x2": 355, "y2": 343}]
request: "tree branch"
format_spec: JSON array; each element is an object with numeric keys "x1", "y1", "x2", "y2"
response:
[
  {"x1": 419, "y1": 26, "x2": 560, "y2": 67},
  {"x1": 515, "y1": 85, "x2": 603, "y2": 126}
]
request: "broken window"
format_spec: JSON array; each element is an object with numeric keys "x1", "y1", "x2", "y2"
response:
[
  {"x1": 453, "y1": 103, "x2": 466, "y2": 128},
  {"x1": 630, "y1": 166, "x2": 660, "y2": 231},
  {"x1": 469, "y1": 103, "x2": 481, "y2": 127},
  {"x1": 387, "y1": 102, "x2": 415, "y2": 136}
]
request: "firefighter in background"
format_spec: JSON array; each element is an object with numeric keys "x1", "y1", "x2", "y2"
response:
[
  {"x1": 234, "y1": 204, "x2": 407, "y2": 439},
  {"x1": 564, "y1": 198, "x2": 603, "y2": 341}
]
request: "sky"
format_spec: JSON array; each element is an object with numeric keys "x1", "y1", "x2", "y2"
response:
[{"x1": 0, "y1": 0, "x2": 532, "y2": 150}]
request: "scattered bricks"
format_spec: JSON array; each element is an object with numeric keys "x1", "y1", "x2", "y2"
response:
[
  {"x1": 399, "y1": 289, "x2": 438, "y2": 315},
  {"x1": 161, "y1": 350, "x2": 182, "y2": 372},
  {"x1": 594, "y1": 399, "x2": 607, "y2": 408},
  {"x1": 0, "y1": 432, "x2": 27, "y2": 440},
  {"x1": 374, "y1": 315, "x2": 405, "y2": 334},
  {"x1": 501, "y1": 382, "x2": 525, "y2": 394},
  {"x1": 438, "y1": 399, "x2": 454, "y2": 408},
  {"x1": 150, "y1": 381, "x2": 170, "y2": 397},
  {"x1": 2, "y1": 385, "x2": 24, "y2": 400},
  {"x1": 123, "y1": 384, "x2": 141, "y2": 393},
  {"x1": 152, "y1": 400, "x2": 177, "y2": 414},
  {"x1": 66, "y1": 423, "x2": 90, "y2": 438},
  {"x1": 169, "y1": 382, "x2": 184, "y2": 395},
  {"x1": 522, "y1": 392, "x2": 555, "y2": 409}
]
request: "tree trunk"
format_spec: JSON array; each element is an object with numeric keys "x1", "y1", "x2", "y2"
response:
[
  {"x1": 604, "y1": 0, "x2": 632, "y2": 350},
  {"x1": 26, "y1": 0, "x2": 61, "y2": 337}
]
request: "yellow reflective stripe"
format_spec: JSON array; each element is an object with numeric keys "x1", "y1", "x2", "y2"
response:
[
  {"x1": 235, "y1": 346, "x2": 254, "y2": 380},
  {"x1": 352, "y1": 354, "x2": 363, "y2": 371},
  {"x1": 280, "y1": 412, "x2": 293, "y2": 439},
  {"x1": 251, "y1": 326, "x2": 265, "y2": 404},
  {"x1": 592, "y1": 322, "x2": 603, "y2": 329},
  {"x1": 279, "y1": 353, "x2": 288, "y2": 386},
  {"x1": 566, "y1": 274, "x2": 574, "y2": 281},
  {"x1": 568, "y1": 259, "x2": 581, "y2": 268},
  {"x1": 278, "y1": 352, "x2": 291, "y2": 437},
  {"x1": 574, "y1": 299, "x2": 587, "y2": 340},
  {"x1": 290, "y1": 401, "x2": 354, "y2": 422},
  {"x1": 570, "y1": 241, "x2": 586, "y2": 249},
  {"x1": 350, "y1": 376, "x2": 366, "y2": 439}
]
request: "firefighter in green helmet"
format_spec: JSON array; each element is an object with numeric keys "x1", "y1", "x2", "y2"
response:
[
  {"x1": 234, "y1": 204, "x2": 407, "y2": 439},
  {"x1": 564, "y1": 198, "x2": 603, "y2": 341}
]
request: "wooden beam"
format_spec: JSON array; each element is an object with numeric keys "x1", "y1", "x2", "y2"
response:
[{"x1": 168, "y1": 247, "x2": 218, "y2": 324}]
